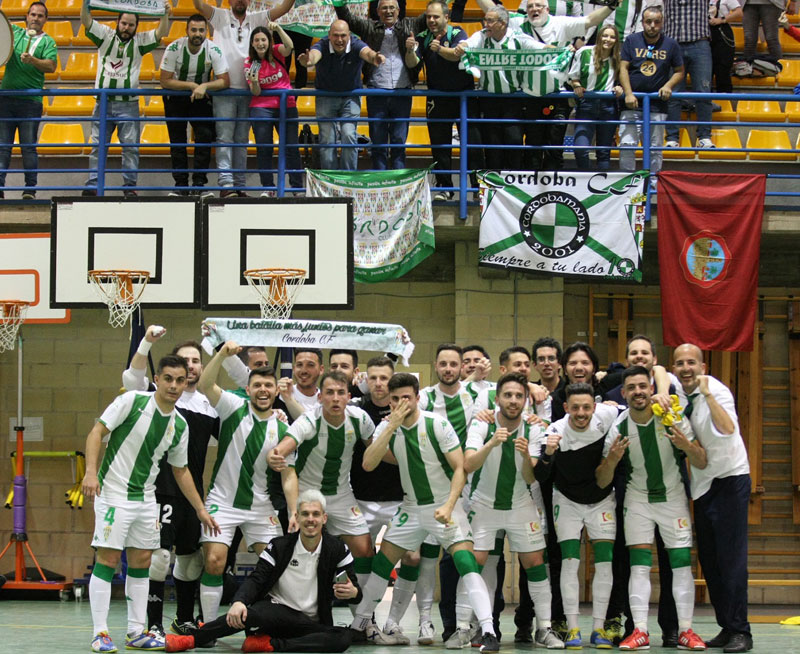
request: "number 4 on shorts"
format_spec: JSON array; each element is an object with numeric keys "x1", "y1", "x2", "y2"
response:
[{"x1": 104, "y1": 507, "x2": 116, "y2": 524}]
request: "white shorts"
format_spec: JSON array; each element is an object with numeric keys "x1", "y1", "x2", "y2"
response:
[
  {"x1": 199, "y1": 503, "x2": 282, "y2": 549},
  {"x1": 624, "y1": 497, "x2": 693, "y2": 549},
  {"x1": 320, "y1": 489, "x2": 369, "y2": 537},
  {"x1": 471, "y1": 501, "x2": 545, "y2": 553},
  {"x1": 553, "y1": 490, "x2": 617, "y2": 543},
  {"x1": 530, "y1": 482, "x2": 548, "y2": 536},
  {"x1": 384, "y1": 502, "x2": 473, "y2": 552},
  {"x1": 357, "y1": 499, "x2": 402, "y2": 542},
  {"x1": 91, "y1": 496, "x2": 160, "y2": 551}
]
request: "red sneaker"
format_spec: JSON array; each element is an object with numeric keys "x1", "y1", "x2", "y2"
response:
[
  {"x1": 619, "y1": 628, "x2": 650, "y2": 650},
  {"x1": 242, "y1": 634, "x2": 274, "y2": 653},
  {"x1": 165, "y1": 634, "x2": 195, "y2": 652},
  {"x1": 678, "y1": 629, "x2": 707, "y2": 651}
]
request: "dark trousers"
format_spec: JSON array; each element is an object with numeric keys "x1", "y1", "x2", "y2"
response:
[
  {"x1": 478, "y1": 95, "x2": 524, "y2": 170},
  {"x1": 0, "y1": 97, "x2": 43, "y2": 188},
  {"x1": 366, "y1": 94, "x2": 412, "y2": 170},
  {"x1": 426, "y1": 95, "x2": 483, "y2": 189},
  {"x1": 164, "y1": 95, "x2": 215, "y2": 187},
  {"x1": 194, "y1": 599, "x2": 351, "y2": 652},
  {"x1": 710, "y1": 24, "x2": 736, "y2": 93},
  {"x1": 286, "y1": 31, "x2": 313, "y2": 89},
  {"x1": 523, "y1": 97, "x2": 570, "y2": 170},
  {"x1": 694, "y1": 474, "x2": 751, "y2": 635}
]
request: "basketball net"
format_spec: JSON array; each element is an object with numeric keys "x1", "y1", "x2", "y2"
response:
[
  {"x1": 244, "y1": 268, "x2": 307, "y2": 320},
  {"x1": 0, "y1": 301, "x2": 29, "y2": 353},
  {"x1": 88, "y1": 270, "x2": 150, "y2": 328}
]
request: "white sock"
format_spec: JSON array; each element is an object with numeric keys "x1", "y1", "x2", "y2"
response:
[
  {"x1": 560, "y1": 557, "x2": 580, "y2": 629},
  {"x1": 592, "y1": 561, "x2": 613, "y2": 631},
  {"x1": 629, "y1": 565, "x2": 651, "y2": 633},
  {"x1": 482, "y1": 553, "x2": 499, "y2": 599},
  {"x1": 527, "y1": 579, "x2": 552, "y2": 630},
  {"x1": 672, "y1": 566, "x2": 695, "y2": 631},
  {"x1": 199, "y1": 583, "x2": 223, "y2": 623},
  {"x1": 351, "y1": 572, "x2": 390, "y2": 628},
  {"x1": 454, "y1": 576, "x2": 473, "y2": 628},
  {"x1": 89, "y1": 573, "x2": 112, "y2": 634},
  {"x1": 356, "y1": 572, "x2": 371, "y2": 593},
  {"x1": 462, "y1": 571, "x2": 495, "y2": 635},
  {"x1": 387, "y1": 576, "x2": 415, "y2": 626},
  {"x1": 416, "y1": 555, "x2": 437, "y2": 623},
  {"x1": 125, "y1": 574, "x2": 149, "y2": 636}
]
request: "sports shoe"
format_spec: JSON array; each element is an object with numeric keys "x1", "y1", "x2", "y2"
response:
[
  {"x1": 664, "y1": 140, "x2": 679, "y2": 148},
  {"x1": 91, "y1": 632, "x2": 117, "y2": 653},
  {"x1": 365, "y1": 622, "x2": 401, "y2": 645},
  {"x1": 619, "y1": 628, "x2": 650, "y2": 650},
  {"x1": 564, "y1": 627, "x2": 582, "y2": 649},
  {"x1": 82, "y1": 189, "x2": 97, "y2": 197},
  {"x1": 603, "y1": 617, "x2": 624, "y2": 645},
  {"x1": 164, "y1": 634, "x2": 194, "y2": 653},
  {"x1": 22, "y1": 190, "x2": 36, "y2": 199},
  {"x1": 434, "y1": 189, "x2": 454, "y2": 201},
  {"x1": 384, "y1": 621, "x2": 411, "y2": 645},
  {"x1": 445, "y1": 627, "x2": 473, "y2": 649},
  {"x1": 697, "y1": 138, "x2": 715, "y2": 149},
  {"x1": 471, "y1": 630, "x2": 482, "y2": 647},
  {"x1": 590, "y1": 629, "x2": 613, "y2": 649},
  {"x1": 192, "y1": 186, "x2": 215, "y2": 200},
  {"x1": 220, "y1": 188, "x2": 237, "y2": 198},
  {"x1": 260, "y1": 191, "x2": 276, "y2": 198},
  {"x1": 148, "y1": 625, "x2": 166, "y2": 640},
  {"x1": 678, "y1": 629, "x2": 706, "y2": 651},
  {"x1": 242, "y1": 634, "x2": 274, "y2": 652},
  {"x1": 478, "y1": 632, "x2": 500, "y2": 653},
  {"x1": 236, "y1": 191, "x2": 249, "y2": 197},
  {"x1": 535, "y1": 627, "x2": 565, "y2": 649},
  {"x1": 552, "y1": 620, "x2": 569, "y2": 641},
  {"x1": 169, "y1": 619, "x2": 197, "y2": 636},
  {"x1": 123, "y1": 189, "x2": 138, "y2": 198},
  {"x1": 125, "y1": 630, "x2": 166, "y2": 650},
  {"x1": 418, "y1": 621, "x2": 436, "y2": 645},
  {"x1": 515, "y1": 628, "x2": 533, "y2": 643},
  {"x1": 168, "y1": 189, "x2": 187, "y2": 197}
]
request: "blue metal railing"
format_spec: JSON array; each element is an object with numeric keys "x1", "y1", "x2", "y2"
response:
[{"x1": 1, "y1": 87, "x2": 800, "y2": 218}]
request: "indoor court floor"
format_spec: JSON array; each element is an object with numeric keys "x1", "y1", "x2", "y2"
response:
[{"x1": 0, "y1": 597, "x2": 798, "y2": 654}]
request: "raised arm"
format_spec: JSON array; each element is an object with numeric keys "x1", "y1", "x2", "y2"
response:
[
  {"x1": 584, "y1": 3, "x2": 614, "y2": 29},
  {"x1": 81, "y1": 0, "x2": 94, "y2": 30},
  {"x1": 363, "y1": 400, "x2": 410, "y2": 470},
  {"x1": 122, "y1": 324, "x2": 166, "y2": 390},
  {"x1": 192, "y1": 0, "x2": 214, "y2": 21},
  {"x1": 268, "y1": 0, "x2": 297, "y2": 22},
  {"x1": 155, "y1": 3, "x2": 172, "y2": 40},
  {"x1": 197, "y1": 341, "x2": 242, "y2": 407},
  {"x1": 270, "y1": 21, "x2": 294, "y2": 57},
  {"x1": 697, "y1": 375, "x2": 736, "y2": 435}
]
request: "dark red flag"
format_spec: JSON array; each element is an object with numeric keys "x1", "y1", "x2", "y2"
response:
[{"x1": 657, "y1": 171, "x2": 765, "y2": 352}]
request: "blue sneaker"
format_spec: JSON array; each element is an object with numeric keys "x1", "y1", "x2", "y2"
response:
[
  {"x1": 125, "y1": 631, "x2": 165, "y2": 651},
  {"x1": 565, "y1": 628, "x2": 582, "y2": 649},
  {"x1": 91, "y1": 632, "x2": 117, "y2": 653},
  {"x1": 590, "y1": 629, "x2": 613, "y2": 649}
]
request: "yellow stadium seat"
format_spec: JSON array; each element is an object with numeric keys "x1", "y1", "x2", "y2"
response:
[
  {"x1": 461, "y1": 2, "x2": 485, "y2": 20},
  {"x1": 43, "y1": 21, "x2": 74, "y2": 46},
  {"x1": 406, "y1": 0, "x2": 427, "y2": 16},
  {"x1": 463, "y1": 21, "x2": 484, "y2": 36},
  {"x1": 38, "y1": 122, "x2": 88, "y2": 154},
  {"x1": 736, "y1": 100, "x2": 785, "y2": 122},
  {"x1": 107, "y1": 130, "x2": 122, "y2": 155},
  {"x1": 731, "y1": 26, "x2": 744, "y2": 50},
  {"x1": 746, "y1": 129, "x2": 795, "y2": 160},
  {"x1": 60, "y1": 52, "x2": 97, "y2": 81},
  {"x1": 248, "y1": 128, "x2": 256, "y2": 155},
  {"x1": 139, "y1": 53, "x2": 157, "y2": 81},
  {"x1": 780, "y1": 29, "x2": 800, "y2": 54},
  {"x1": 406, "y1": 124, "x2": 431, "y2": 156},
  {"x1": 697, "y1": 129, "x2": 746, "y2": 160},
  {"x1": 411, "y1": 95, "x2": 427, "y2": 117},
  {"x1": 139, "y1": 21, "x2": 160, "y2": 34},
  {"x1": 173, "y1": 0, "x2": 199, "y2": 17},
  {"x1": 777, "y1": 59, "x2": 800, "y2": 87},
  {"x1": 139, "y1": 94, "x2": 165, "y2": 117},
  {"x1": 44, "y1": 54, "x2": 60, "y2": 81},
  {"x1": 48, "y1": 0, "x2": 85, "y2": 17},
  {"x1": 785, "y1": 100, "x2": 800, "y2": 122},
  {"x1": 712, "y1": 99, "x2": 736, "y2": 122},
  {"x1": 164, "y1": 21, "x2": 186, "y2": 44},
  {"x1": 139, "y1": 123, "x2": 171, "y2": 154},
  {"x1": 73, "y1": 22, "x2": 114, "y2": 46},
  {"x1": 0, "y1": 0, "x2": 29, "y2": 18},
  {"x1": 46, "y1": 90, "x2": 97, "y2": 116},
  {"x1": 663, "y1": 128, "x2": 694, "y2": 160},
  {"x1": 745, "y1": 71, "x2": 776, "y2": 87},
  {"x1": 296, "y1": 95, "x2": 316, "y2": 116}
]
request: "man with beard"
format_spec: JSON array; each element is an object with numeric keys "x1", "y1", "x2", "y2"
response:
[
  {"x1": 80, "y1": 0, "x2": 170, "y2": 196},
  {"x1": 160, "y1": 14, "x2": 230, "y2": 197},
  {"x1": 596, "y1": 366, "x2": 707, "y2": 652}
]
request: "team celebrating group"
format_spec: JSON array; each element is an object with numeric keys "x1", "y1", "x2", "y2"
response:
[{"x1": 82, "y1": 328, "x2": 753, "y2": 654}]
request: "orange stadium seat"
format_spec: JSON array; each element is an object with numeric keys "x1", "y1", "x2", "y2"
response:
[
  {"x1": 295, "y1": 95, "x2": 316, "y2": 116},
  {"x1": 777, "y1": 60, "x2": 800, "y2": 87},
  {"x1": 48, "y1": 0, "x2": 85, "y2": 17},
  {"x1": 43, "y1": 20, "x2": 74, "y2": 46},
  {"x1": 697, "y1": 129, "x2": 746, "y2": 160},
  {"x1": 139, "y1": 53, "x2": 157, "y2": 81},
  {"x1": 663, "y1": 129, "x2": 694, "y2": 159},
  {"x1": 38, "y1": 122, "x2": 88, "y2": 154},
  {"x1": 784, "y1": 100, "x2": 800, "y2": 122},
  {"x1": 780, "y1": 29, "x2": 800, "y2": 53},
  {"x1": 411, "y1": 94, "x2": 427, "y2": 117},
  {"x1": 139, "y1": 21, "x2": 160, "y2": 33},
  {"x1": 737, "y1": 100, "x2": 785, "y2": 122},
  {"x1": 406, "y1": 124, "x2": 432, "y2": 156},
  {"x1": 73, "y1": 22, "x2": 115, "y2": 47},
  {"x1": 173, "y1": 0, "x2": 199, "y2": 17},
  {"x1": 463, "y1": 21, "x2": 484, "y2": 36},
  {"x1": 60, "y1": 52, "x2": 97, "y2": 81},
  {"x1": 139, "y1": 94, "x2": 164, "y2": 117},
  {"x1": 731, "y1": 26, "x2": 744, "y2": 50},
  {"x1": 164, "y1": 21, "x2": 186, "y2": 45},
  {"x1": 712, "y1": 99, "x2": 736, "y2": 122},
  {"x1": 0, "y1": 0, "x2": 29, "y2": 18},
  {"x1": 746, "y1": 129, "x2": 795, "y2": 160},
  {"x1": 406, "y1": 0, "x2": 427, "y2": 16},
  {"x1": 45, "y1": 90, "x2": 97, "y2": 116},
  {"x1": 139, "y1": 123, "x2": 171, "y2": 154}
]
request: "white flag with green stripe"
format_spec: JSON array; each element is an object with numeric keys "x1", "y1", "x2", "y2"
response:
[
  {"x1": 478, "y1": 170, "x2": 648, "y2": 280},
  {"x1": 89, "y1": 0, "x2": 166, "y2": 16}
]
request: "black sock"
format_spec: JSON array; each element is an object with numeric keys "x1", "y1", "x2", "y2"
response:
[
  {"x1": 147, "y1": 580, "x2": 165, "y2": 629},
  {"x1": 174, "y1": 578, "x2": 198, "y2": 623}
]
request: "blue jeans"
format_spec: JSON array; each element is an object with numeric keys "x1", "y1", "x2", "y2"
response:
[
  {"x1": 573, "y1": 98, "x2": 618, "y2": 170},
  {"x1": 667, "y1": 39, "x2": 712, "y2": 141},
  {"x1": 619, "y1": 109, "x2": 666, "y2": 174},
  {"x1": 366, "y1": 93, "x2": 412, "y2": 170},
  {"x1": 250, "y1": 106, "x2": 303, "y2": 190},
  {"x1": 316, "y1": 95, "x2": 361, "y2": 170},
  {"x1": 87, "y1": 100, "x2": 140, "y2": 188},
  {"x1": 0, "y1": 97, "x2": 43, "y2": 189},
  {"x1": 214, "y1": 94, "x2": 251, "y2": 188}
]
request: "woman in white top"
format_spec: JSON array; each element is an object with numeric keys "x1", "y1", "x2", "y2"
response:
[{"x1": 709, "y1": 0, "x2": 743, "y2": 92}]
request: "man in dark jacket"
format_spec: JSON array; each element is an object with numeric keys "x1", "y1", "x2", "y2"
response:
[{"x1": 165, "y1": 490, "x2": 362, "y2": 653}]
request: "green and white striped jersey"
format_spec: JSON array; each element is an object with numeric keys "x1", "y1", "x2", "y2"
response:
[
  {"x1": 160, "y1": 37, "x2": 228, "y2": 84},
  {"x1": 568, "y1": 45, "x2": 616, "y2": 91},
  {"x1": 605, "y1": 411, "x2": 695, "y2": 504},
  {"x1": 207, "y1": 391, "x2": 289, "y2": 512},
  {"x1": 465, "y1": 414, "x2": 544, "y2": 510},
  {"x1": 97, "y1": 391, "x2": 189, "y2": 502},
  {"x1": 472, "y1": 387, "x2": 548, "y2": 422},
  {"x1": 511, "y1": 15, "x2": 584, "y2": 95},
  {"x1": 289, "y1": 405, "x2": 375, "y2": 496},
  {"x1": 87, "y1": 21, "x2": 160, "y2": 100},
  {"x1": 595, "y1": 0, "x2": 648, "y2": 40},
  {"x1": 517, "y1": 0, "x2": 584, "y2": 16},
  {"x1": 420, "y1": 382, "x2": 476, "y2": 446},
  {"x1": 376, "y1": 410, "x2": 461, "y2": 507},
  {"x1": 462, "y1": 29, "x2": 545, "y2": 94}
]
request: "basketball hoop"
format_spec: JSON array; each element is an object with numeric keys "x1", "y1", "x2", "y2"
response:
[
  {"x1": 244, "y1": 268, "x2": 307, "y2": 319},
  {"x1": 0, "y1": 301, "x2": 29, "y2": 353},
  {"x1": 88, "y1": 270, "x2": 150, "y2": 328}
]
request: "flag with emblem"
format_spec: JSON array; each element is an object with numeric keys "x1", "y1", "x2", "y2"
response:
[
  {"x1": 657, "y1": 171, "x2": 765, "y2": 352},
  {"x1": 478, "y1": 170, "x2": 647, "y2": 279}
]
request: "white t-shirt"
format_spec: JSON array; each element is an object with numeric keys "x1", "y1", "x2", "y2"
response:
[
  {"x1": 265, "y1": 536, "x2": 322, "y2": 619},
  {"x1": 208, "y1": 7, "x2": 271, "y2": 88}
]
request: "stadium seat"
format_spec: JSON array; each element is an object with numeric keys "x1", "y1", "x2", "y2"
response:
[
  {"x1": 780, "y1": 29, "x2": 800, "y2": 54},
  {"x1": 44, "y1": 54, "x2": 61, "y2": 81},
  {"x1": 139, "y1": 123, "x2": 171, "y2": 154},
  {"x1": 777, "y1": 60, "x2": 800, "y2": 87},
  {"x1": 732, "y1": 26, "x2": 744, "y2": 50},
  {"x1": 712, "y1": 99, "x2": 736, "y2": 122},
  {"x1": 60, "y1": 52, "x2": 97, "y2": 81},
  {"x1": 164, "y1": 21, "x2": 187, "y2": 44},
  {"x1": 139, "y1": 94, "x2": 165, "y2": 117},
  {"x1": 785, "y1": 101, "x2": 800, "y2": 123},
  {"x1": 663, "y1": 128, "x2": 694, "y2": 160},
  {"x1": 73, "y1": 22, "x2": 115, "y2": 46},
  {"x1": 295, "y1": 95, "x2": 316, "y2": 116},
  {"x1": 139, "y1": 21, "x2": 160, "y2": 34},
  {"x1": 48, "y1": 0, "x2": 85, "y2": 17},
  {"x1": 45, "y1": 90, "x2": 97, "y2": 116},
  {"x1": 697, "y1": 129, "x2": 746, "y2": 160},
  {"x1": 0, "y1": 0, "x2": 29, "y2": 18},
  {"x1": 406, "y1": 0, "x2": 427, "y2": 16},
  {"x1": 43, "y1": 21, "x2": 74, "y2": 46},
  {"x1": 38, "y1": 122, "x2": 88, "y2": 154},
  {"x1": 463, "y1": 21, "x2": 484, "y2": 36},
  {"x1": 744, "y1": 71, "x2": 777, "y2": 87},
  {"x1": 461, "y1": 2, "x2": 485, "y2": 20},
  {"x1": 139, "y1": 53, "x2": 157, "y2": 81},
  {"x1": 411, "y1": 95, "x2": 427, "y2": 117},
  {"x1": 736, "y1": 100, "x2": 785, "y2": 122},
  {"x1": 173, "y1": 0, "x2": 198, "y2": 17},
  {"x1": 746, "y1": 129, "x2": 796, "y2": 161},
  {"x1": 406, "y1": 124, "x2": 432, "y2": 156}
]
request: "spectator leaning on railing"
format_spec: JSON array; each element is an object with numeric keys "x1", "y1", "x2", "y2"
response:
[
  {"x1": 0, "y1": 1, "x2": 57, "y2": 200},
  {"x1": 159, "y1": 13, "x2": 230, "y2": 198},
  {"x1": 298, "y1": 20, "x2": 384, "y2": 171},
  {"x1": 80, "y1": 0, "x2": 170, "y2": 197}
]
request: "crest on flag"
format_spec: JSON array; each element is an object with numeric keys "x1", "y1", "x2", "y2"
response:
[{"x1": 679, "y1": 230, "x2": 731, "y2": 288}]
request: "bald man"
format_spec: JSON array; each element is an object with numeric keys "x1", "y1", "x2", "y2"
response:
[
  {"x1": 299, "y1": 20, "x2": 384, "y2": 170},
  {"x1": 672, "y1": 344, "x2": 752, "y2": 653}
]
